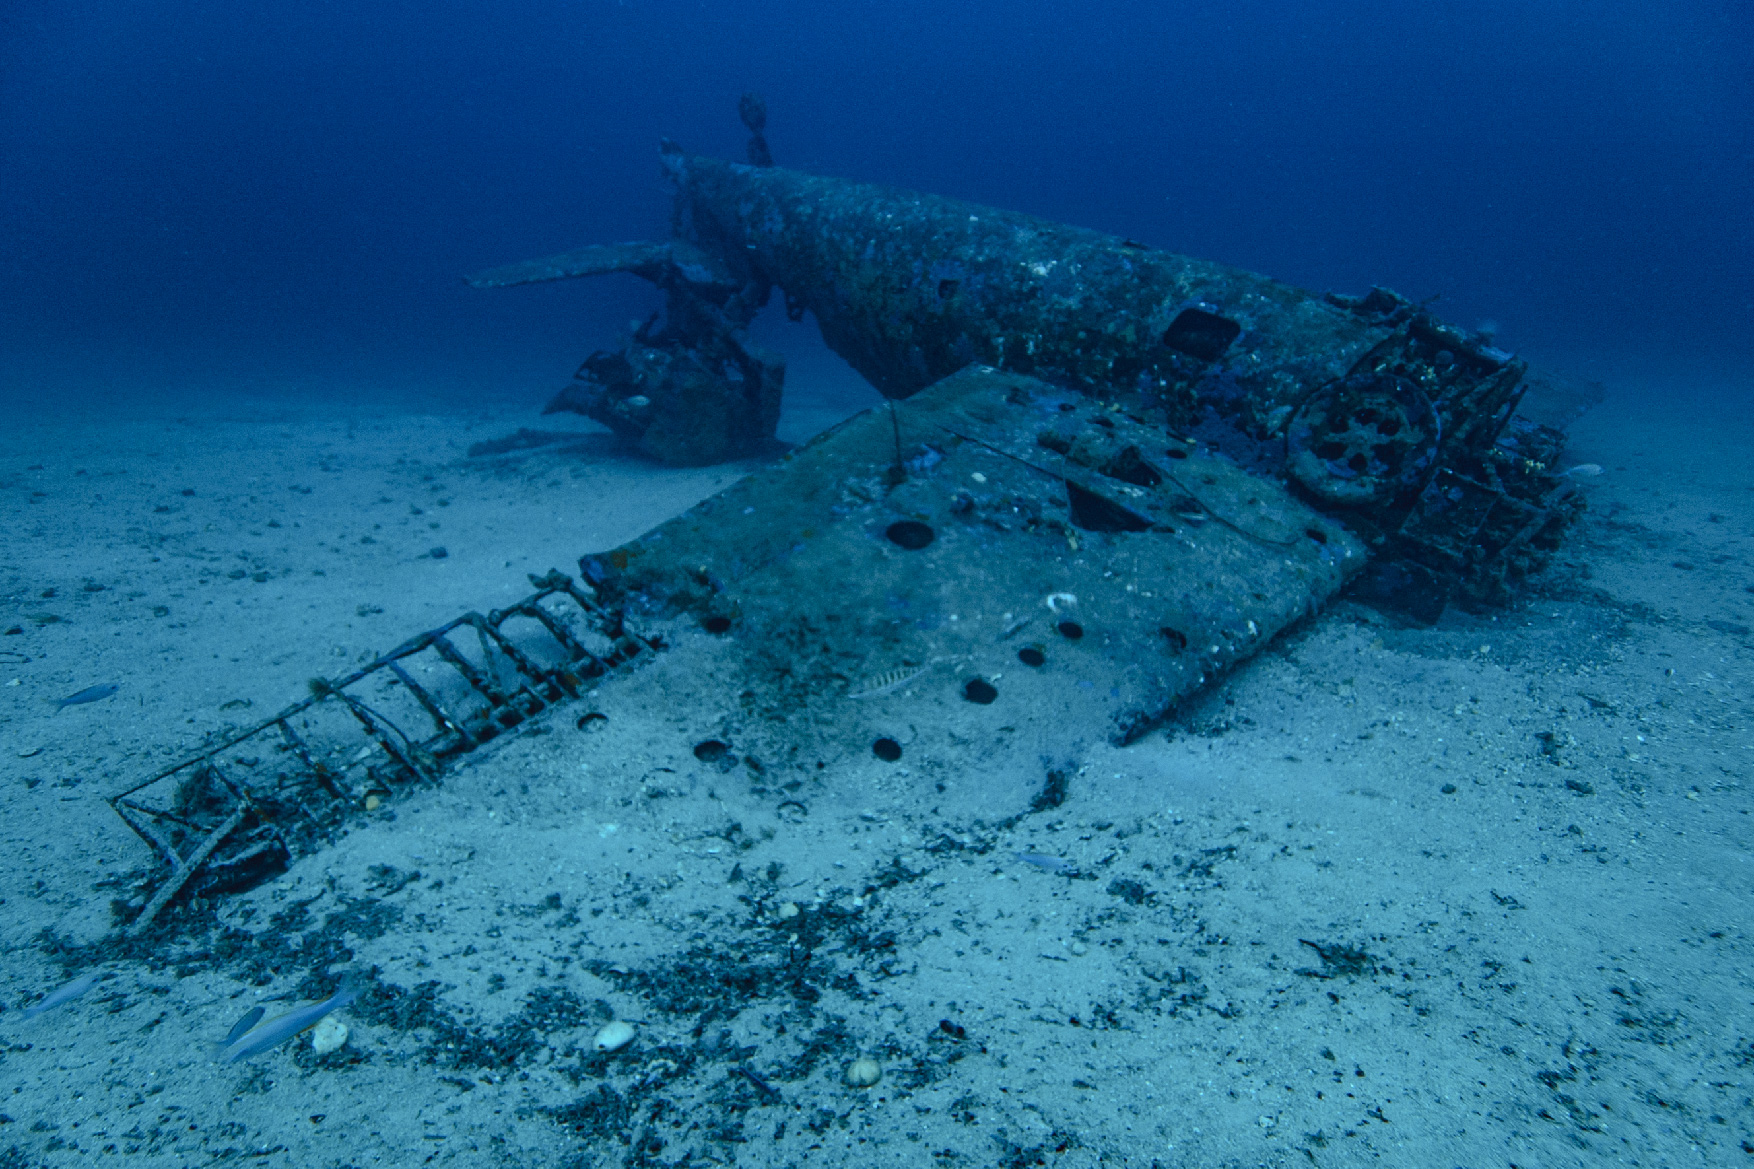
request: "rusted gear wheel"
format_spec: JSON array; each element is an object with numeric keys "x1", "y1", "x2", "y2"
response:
[{"x1": 1285, "y1": 373, "x2": 1439, "y2": 507}]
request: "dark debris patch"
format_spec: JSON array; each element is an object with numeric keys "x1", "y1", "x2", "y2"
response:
[
  {"x1": 364, "y1": 864, "x2": 423, "y2": 896},
  {"x1": 1105, "y1": 878, "x2": 1150, "y2": 905},
  {"x1": 506, "y1": 891, "x2": 570, "y2": 919},
  {"x1": 544, "y1": 891, "x2": 979, "y2": 1163},
  {"x1": 586, "y1": 938, "x2": 846, "y2": 1026},
  {"x1": 1132, "y1": 965, "x2": 1212, "y2": 1017},
  {"x1": 996, "y1": 1129, "x2": 1080, "y2": 1167},
  {"x1": 542, "y1": 1086, "x2": 636, "y2": 1147},
  {"x1": 557, "y1": 1037, "x2": 695, "y2": 1089},
  {"x1": 42, "y1": 892, "x2": 606, "y2": 1071},
  {"x1": 881, "y1": 1028, "x2": 977, "y2": 1091},
  {"x1": 863, "y1": 854, "x2": 926, "y2": 893},
  {"x1": 1534, "y1": 1065, "x2": 1605, "y2": 1132},
  {"x1": 42, "y1": 888, "x2": 410, "y2": 993},
  {"x1": 764, "y1": 1015, "x2": 855, "y2": 1083},
  {"x1": 490, "y1": 986, "x2": 606, "y2": 1061},
  {"x1": 45, "y1": 832, "x2": 985, "y2": 1167},
  {"x1": 1297, "y1": 939, "x2": 1379, "y2": 980},
  {"x1": 1028, "y1": 769, "x2": 1069, "y2": 813},
  {"x1": 346, "y1": 981, "x2": 612, "y2": 1071},
  {"x1": 1177, "y1": 844, "x2": 1236, "y2": 888},
  {"x1": 924, "y1": 830, "x2": 997, "y2": 858},
  {"x1": 538, "y1": 1013, "x2": 884, "y2": 1166}
]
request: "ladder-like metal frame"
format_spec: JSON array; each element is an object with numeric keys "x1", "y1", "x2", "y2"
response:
[{"x1": 107, "y1": 570, "x2": 659, "y2": 936}]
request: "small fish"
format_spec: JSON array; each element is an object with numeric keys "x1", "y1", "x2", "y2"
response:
[
  {"x1": 220, "y1": 981, "x2": 362, "y2": 1063},
  {"x1": 1558, "y1": 463, "x2": 1604, "y2": 479},
  {"x1": 21, "y1": 970, "x2": 103, "y2": 1019},
  {"x1": 220, "y1": 1005, "x2": 266, "y2": 1049},
  {"x1": 847, "y1": 662, "x2": 933, "y2": 700},
  {"x1": 1015, "y1": 852, "x2": 1079, "y2": 875},
  {"x1": 55, "y1": 683, "x2": 118, "y2": 712}
]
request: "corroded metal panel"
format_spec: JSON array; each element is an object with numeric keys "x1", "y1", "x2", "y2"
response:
[{"x1": 585, "y1": 365, "x2": 1363, "y2": 745}]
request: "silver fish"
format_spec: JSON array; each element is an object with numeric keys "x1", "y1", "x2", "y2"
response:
[
  {"x1": 221, "y1": 1005, "x2": 266, "y2": 1047},
  {"x1": 221, "y1": 982, "x2": 362, "y2": 1063},
  {"x1": 56, "y1": 683, "x2": 118, "y2": 712},
  {"x1": 21, "y1": 970, "x2": 103, "y2": 1018}
]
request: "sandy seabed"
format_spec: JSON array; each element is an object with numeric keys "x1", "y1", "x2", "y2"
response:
[{"x1": 0, "y1": 371, "x2": 1750, "y2": 1169}]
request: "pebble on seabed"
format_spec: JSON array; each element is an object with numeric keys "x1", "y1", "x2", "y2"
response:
[
  {"x1": 594, "y1": 1020, "x2": 637, "y2": 1052},
  {"x1": 845, "y1": 1057, "x2": 881, "y2": 1087},
  {"x1": 310, "y1": 1016, "x2": 349, "y2": 1055}
]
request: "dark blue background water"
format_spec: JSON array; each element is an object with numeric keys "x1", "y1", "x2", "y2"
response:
[{"x1": 3, "y1": 1, "x2": 1749, "y2": 407}]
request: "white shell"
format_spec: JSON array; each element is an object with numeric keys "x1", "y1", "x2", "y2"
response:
[
  {"x1": 310, "y1": 1016, "x2": 349, "y2": 1055},
  {"x1": 593, "y1": 1020, "x2": 637, "y2": 1052},
  {"x1": 844, "y1": 1057, "x2": 881, "y2": 1087}
]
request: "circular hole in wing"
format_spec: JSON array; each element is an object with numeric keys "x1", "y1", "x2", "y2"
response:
[
  {"x1": 885, "y1": 520, "x2": 936, "y2": 550},
  {"x1": 963, "y1": 678, "x2": 998, "y2": 704},
  {"x1": 702, "y1": 615, "x2": 732, "y2": 634},
  {"x1": 693, "y1": 739, "x2": 730, "y2": 763},
  {"x1": 576, "y1": 712, "x2": 608, "y2": 732},
  {"x1": 1056, "y1": 620, "x2": 1084, "y2": 640},
  {"x1": 872, "y1": 737, "x2": 903, "y2": 762},
  {"x1": 1305, "y1": 527, "x2": 1328, "y2": 545},
  {"x1": 1017, "y1": 646, "x2": 1046, "y2": 667}
]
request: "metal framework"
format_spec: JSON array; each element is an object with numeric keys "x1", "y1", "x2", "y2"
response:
[{"x1": 106, "y1": 570, "x2": 658, "y2": 936}]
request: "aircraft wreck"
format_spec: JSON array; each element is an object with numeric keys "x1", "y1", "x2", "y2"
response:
[
  {"x1": 470, "y1": 105, "x2": 1591, "y2": 623},
  {"x1": 104, "y1": 107, "x2": 1599, "y2": 929}
]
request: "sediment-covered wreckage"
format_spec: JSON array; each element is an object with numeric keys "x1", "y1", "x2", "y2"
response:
[
  {"x1": 470, "y1": 102, "x2": 1594, "y2": 623},
  {"x1": 104, "y1": 106, "x2": 1596, "y2": 930}
]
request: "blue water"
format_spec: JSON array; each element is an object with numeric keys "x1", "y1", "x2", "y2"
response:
[{"x1": 1, "y1": 0, "x2": 1749, "y2": 404}]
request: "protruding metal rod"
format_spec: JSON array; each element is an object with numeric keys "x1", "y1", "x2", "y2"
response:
[
  {"x1": 276, "y1": 718, "x2": 345, "y2": 798},
  {"x1": 386, "y1": 660, "x2": 474, "y2": 747},
  {"x1": 113, "y1": 805, "x2": 179, "y2": 867},
  {"x1": 429, "y1": 631, "x2": 506, "y2": 706},
  {"x1": 126, "y1": 806, "x2": 248, "y2": 938}
]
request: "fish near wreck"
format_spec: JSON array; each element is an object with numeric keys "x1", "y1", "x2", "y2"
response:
[
  {"x1": 56, "y1": 682, "x2": 119, "y2": 712},
  {"x1": 470, "y1": 107, "x2": 1594, "y2": 619},
  {"x1": 218, "y1": 980, "x2": 362, "y2": 1062},
  {"x1": 18, "y1": 969, "x2": 105, "y2": 1019}
]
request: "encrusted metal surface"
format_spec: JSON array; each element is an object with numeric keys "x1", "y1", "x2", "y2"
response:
[
  {"x1": 473, "y1": 128, "x2": 1591, "y2": 613},
  {"x1": 582, "y1": 365, "x2": 1364, "y2": 748}
]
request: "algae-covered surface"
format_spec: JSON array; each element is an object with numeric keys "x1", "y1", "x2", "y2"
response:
[{"x1": 1, "y1": 373, "x2": 1751, "y2": 1168}]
